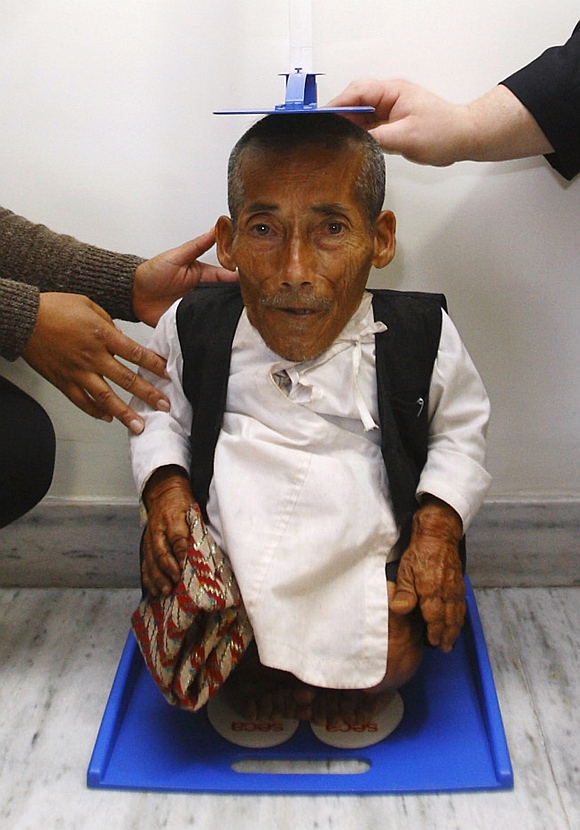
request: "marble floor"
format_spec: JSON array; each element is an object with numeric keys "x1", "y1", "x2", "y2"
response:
[{"x1": 0, "y1": 586, "x2": 578, "y2": 830}]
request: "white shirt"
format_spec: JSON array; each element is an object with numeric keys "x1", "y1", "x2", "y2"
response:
[{"x1": 130, "y1": 291, "x2": 490, "y2": 688}]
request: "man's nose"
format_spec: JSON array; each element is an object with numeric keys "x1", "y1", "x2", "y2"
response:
[{"x1": 280, "y1": 237, "x2": 313, "y2": 288}]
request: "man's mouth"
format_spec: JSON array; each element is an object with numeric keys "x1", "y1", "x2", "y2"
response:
[
  {"x1": 261, "y1": 294, "x2": 332, "y2": 315},
  {"x1": 279, "y1": 307, "x2": 319, "y2": 316}
]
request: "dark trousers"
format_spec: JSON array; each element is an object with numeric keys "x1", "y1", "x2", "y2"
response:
[{"x1": 0, "y1": 376, "x2": 55, "y2": 528}]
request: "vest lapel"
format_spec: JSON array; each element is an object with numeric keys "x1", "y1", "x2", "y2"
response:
[
  {"x1": 373, "y1": 323, "x2": 419, "y2": 537},
  {"x1": 178, "y1": 285, "x2": 244, "y2": 517}
]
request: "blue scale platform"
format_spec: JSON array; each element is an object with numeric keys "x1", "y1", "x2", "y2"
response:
[{"x1": 87, "y1": 578, "x2": 513, "y2": 795}]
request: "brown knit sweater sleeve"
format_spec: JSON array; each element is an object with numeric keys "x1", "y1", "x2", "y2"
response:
[{"x1": 0, "y1": 207, "x2": 144, "y2": 361}]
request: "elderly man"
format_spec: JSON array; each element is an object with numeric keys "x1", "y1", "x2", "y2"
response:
[{"x1": 130, "y1": 113, "x2": 490, "y2": 730}]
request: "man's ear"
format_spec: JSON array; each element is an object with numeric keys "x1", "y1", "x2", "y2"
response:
[
  {"x1": 372, "y1": 210, "x2": 396, "y2": 269},
  {"x1": 215, "y1": 215, "x2": 237, "y2": 271}
]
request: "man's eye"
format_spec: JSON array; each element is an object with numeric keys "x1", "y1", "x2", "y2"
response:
[
  {"x1": 251, "y1": 223, "x2": 271, "y2": 236},
  {"x1": 327, "y1": 221, "x2": 345, "y2": 234}
]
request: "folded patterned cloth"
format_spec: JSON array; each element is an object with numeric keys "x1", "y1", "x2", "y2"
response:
[{"x1": 131, "y1": 504, "x2": 254, "y2": 711}]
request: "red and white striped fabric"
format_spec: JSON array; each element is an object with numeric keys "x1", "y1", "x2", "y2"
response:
[{"x1": 131, "y1": 505, "x2": 253, "y2": 711}]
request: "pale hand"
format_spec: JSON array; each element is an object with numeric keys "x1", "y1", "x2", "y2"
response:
[
  {"x1": 328, "y1": 79, "x2": 474, "y2": 166},
  {"x1": 328, "y1": 80, "x2": 553, "y2": 166},
  {"x1": 390, "y1": 496, "x2": 465, "y2": 652}
]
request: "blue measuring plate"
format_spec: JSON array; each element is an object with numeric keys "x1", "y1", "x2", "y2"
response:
[
  {"x1": 87, "y1": 578, "x2": 513, "y2": 795},
  {"x1": 214, "y1": 71, "x2": 375, "y2": 115}
]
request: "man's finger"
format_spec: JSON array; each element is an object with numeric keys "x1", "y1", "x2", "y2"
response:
[
  {"x1": 422, "y1": 592, "x2": 465, "y2": 651},
  {"x1": 439, "y1": 596, "x2": 466, "y2": 652},
  {"x1": 389, "y1": 560, "x2": 419, "y2": 615},
  {"x1": 150, "y1": 530, "x2": 183, "y2": 584},
  {"x1": 155, "y1": 549, "x2": 182, "y2": 586},
  {"x1": 427, "y1": 615, "x2": 460, "y2": 651},
  {"x1": 439, "y1": 623, "x2": 462, "y2": 653},
  {"x1": 168, "y1": 534, "x2": 189, "y2": 567},
  {"x1": 390, "y1": 590, "x2": 417, "y2": 615},
  {"x1": 425, "y1": 619, "x2": 445, "y2": 648},
  {"x1": 142, "y1": 535, "x2": 181, "y2": 596},
  {"x1": 142, "y1": 556, "x2": 172, "y2": 598}
]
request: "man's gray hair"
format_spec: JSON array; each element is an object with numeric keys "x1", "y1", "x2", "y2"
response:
[{"x1": 227, "y1": 113, "x2": 386, "y2": 227}]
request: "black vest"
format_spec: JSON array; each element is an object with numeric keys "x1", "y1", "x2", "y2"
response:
[{"x1": 176, "y1": 283, "x2": 461, "y2": 557}]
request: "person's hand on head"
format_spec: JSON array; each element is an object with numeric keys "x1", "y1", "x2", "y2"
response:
[
  {"x1": 328, "y1": 79, "x2": 553, "y2": 166},
  {"x1": 328, "y1": 79, "x2": 474, "y2": 166}
]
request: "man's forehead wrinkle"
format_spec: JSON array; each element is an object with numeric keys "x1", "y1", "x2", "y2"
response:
[
  {"x1": 311, "y1": 203, "x2": 351, "y2": 216},
  {"x1": 241, "y1": 202, "x2": 352, "y2": 217},
  {"x1": 244, "y1": 202, "x2": 280, "y2": 214}
]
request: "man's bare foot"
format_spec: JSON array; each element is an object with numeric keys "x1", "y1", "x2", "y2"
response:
[
  {"x1": 222, "y1": 643, "x2": 397, "y2": 728},
  {"x1": 309, "y1": 687, "x2": 397, "y2": 729},
  {"x1": 222, "y1": 642, "x2": 318, "y2": 721}
]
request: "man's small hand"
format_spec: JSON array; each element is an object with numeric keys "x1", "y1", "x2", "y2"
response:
[
  {"x1": 141, "y1": 466, "x2": 193, "y2": 597},
  {"x1": 390, "y1": 496, "x2": 465, "y2": 652}
]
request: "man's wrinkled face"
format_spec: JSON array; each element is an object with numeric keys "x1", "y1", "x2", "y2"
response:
[{"x1": 216, "y1": 142, "x2": 395, "y2": 362}]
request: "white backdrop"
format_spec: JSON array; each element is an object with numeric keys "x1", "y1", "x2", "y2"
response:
[{"x1": 1, "y1": 0, "x2": 579, "y2": 502}]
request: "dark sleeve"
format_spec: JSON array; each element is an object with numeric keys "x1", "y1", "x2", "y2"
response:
[
  {"x1": 501, "y1": 21, "x2": 580, "y2": 180},
  {"x1": 0, "y1": 207, "x2": 143, "y2": 360}
]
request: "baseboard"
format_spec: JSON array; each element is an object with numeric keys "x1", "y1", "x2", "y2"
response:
[
  {"x1": 466, "y1": 499, "x2": 579, "y2": 588},
  {"x1": 1, "y1": 499, "x2": 579, "y2": 589},
  {"x1": 0, "y1": 501, "x2": 142, "y2": 589}
]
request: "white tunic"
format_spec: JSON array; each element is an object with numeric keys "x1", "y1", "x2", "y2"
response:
[
  {"x1": 130, "y1": 291, "x2": 491, "y2": 689},
  {"x1": 206, "y1": 294, "x2": 396, "y2": 688}
]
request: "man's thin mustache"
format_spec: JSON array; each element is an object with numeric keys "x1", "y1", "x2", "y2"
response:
[{"x1": 260, "y1": 291, "x2": 332, "y2": 311}]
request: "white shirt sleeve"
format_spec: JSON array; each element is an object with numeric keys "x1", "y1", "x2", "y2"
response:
[
  {"x1": 417, "y1": 310, "x2": 491, "y2": 530},
  {"x1": 128, "y1": 301, "x2": 193, "y2": 497}
]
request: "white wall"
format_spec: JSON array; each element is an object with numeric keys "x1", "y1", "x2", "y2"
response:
[{"x1": 1, "y1": 0, "x2": 579, "y2": 502}]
